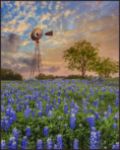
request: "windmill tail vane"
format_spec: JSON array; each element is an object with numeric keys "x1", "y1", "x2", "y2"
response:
[{"x1": 45, "y1": 31, "x2": 53, "y2": 36}]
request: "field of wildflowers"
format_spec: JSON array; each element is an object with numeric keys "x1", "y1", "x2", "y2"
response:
[{"x1": 1, "y1": 79, "x2": 119, "y2": 149}]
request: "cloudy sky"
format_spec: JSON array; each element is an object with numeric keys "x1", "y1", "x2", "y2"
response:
[{"x1": 1, "y1": 1, "x2": 119, "y2": 78}]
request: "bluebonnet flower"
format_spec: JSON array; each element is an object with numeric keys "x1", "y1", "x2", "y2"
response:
[
  {"x1": 48, "y1": 110, "x2": 53, "y2": 117},
  {"x1": 12, "y1": 128, "x2": 19, "y2": 140},
  {"x1": 2, "y1": 117, "x2": 11, "y2": 131},
  {"x1": 38, "y1": 111, "x2": 42, "y2": 117},
  {"x1": 112, "y1": 142, "x2": 119, "y2": 150},
  {"x1": 24, "y1": 106, "x2": 31, "y2": 118},
  {"x1": 104, "y1": 111, "x2": 109, "y2": 119},
  {"x1": 21, "y1": 136, "x2": 28, "y2": 150},
  {"x1": 25, "y1": 126, "x2": 31, "y2": 137},
  {"x1": 11, "y1": 110, "x2": 17, "y2": 121},
  {"x1": 36, "y1": 139, "x2": 43, "y2": 150},
  {"x1": 64, "y1": 104, "x2": 68, "y2": 114},
  {"x1": 73, "y1": 138, "x2": 79, "y2": 150},
  {"x1": 32, "y1": 110, "x2": 35, "y2": 118},
  {"x1": 53, "y1": 99, "x2": 56, "y2": 106},
  {"x1": 113, "y1": 123, "x2": 117, "y2": 129},
  {"x1": 70, "y1": 113, "x2": 76, "y2": 130},
  {"x1": 58, "y1": 97, "x2": 61, "y2": 104},
  {"x1": 93, "y1": 100, "x2": 99, "y2": 108},
  {"x1": 83, "y1": 105, "x2": 88, "y2": 113},
  {"x1": 8, "y1": 97, "x2": 14, "y2": 104},
  {"x1": 70, "y1": 100, "x2": 75, "y2": 108},
  {"x1": 46, "y1": 103, "x2": 49, "y2": 115},
  {"x1": 1, "y1": 140, "x2": 6, "y2": 149},
  {"x1": 115, "y1": 97, "x2": 119, "y2": 107},
  {"x1": 57, "y1": 134, "x2": 63, "y2": 149},
  {"x1": 8, "y1": 136, "x2": 16, "y2": 149},
  {"x1": 49, "y1": 104, "x2": 53, "y2": 111},
  {"x1": 90, "y1": 127, "x2": 100, "y2": 149},
  {"x1": 1, "y1": 105, "x2": 4, "y2": 112},
  {"x1": 107, "y1": 105, "x2": 112, "y2": 115},
  {"x1": 10, "y1": 141, "x2": 17, "y2": 150},
  {"x1": 58, "y1": 91, "x2": 61, "y2": 97},
  {"x1": 86, "y1": 116, "x2": 95, "y2": 128},
  {"x1": 47, "y1": 138, "x2": 53, "y2": 149},
  {"x1": 16, "y1": 104, "x2": 22, "y2": 112},
  {"x1": 94, "y1": 112, "x2": 100, "y2": 120},
  {"x1": 54, "y1": 144, "x2": 58, "y2": 149},
  {"x1": 74, "y1": 104, "x2": 79, "y2": 114},
  {"x1": 9, "y1": 116, "x2": 14, "y2": 125},
  {"x1": 114, "y1": 112, "x2": 119, "y2": 121},
  {"x1": 6, "y1": 106, "x2": 11, "y2": 116},
  {"x1": 82, "y1": 99, "x2": 88, "y2": 113},
  {"x1": 43, "y1": 126, "x2": 49, "y2": 136},
  {"x1": 39, "y1": 101, "x2": 43, "y2": 110}
]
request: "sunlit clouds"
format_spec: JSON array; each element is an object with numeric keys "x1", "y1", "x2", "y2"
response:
[{"x1": 1, "y1": 1, "x2": 119, "y2": 78}]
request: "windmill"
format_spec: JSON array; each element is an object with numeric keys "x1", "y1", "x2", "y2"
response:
[{"x1": 30, "y1": 27, "x2": 53, "y2": 77}]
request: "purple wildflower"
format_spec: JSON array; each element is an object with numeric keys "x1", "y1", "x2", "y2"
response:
[
  {"x1": 115, "y1": 97, "x2": 119, "y2": 107},
  {"x1": 47, "y1": 138, "x2": 53, "y2": 150},
  {"x1": 43, "y1": 126, "x2": 49, "y2": 137},
  {"x1": 58, "y1": 97, "x2": 61, "y2": 104},
  {"x1": 36, "y1": 139, "x2": 43, "y2": 150},
  {"x1": 46, "y1": 103, "x2": 49, "y2": 115},
  {"x1": 8, "y1": 136, "x2": 16, "y2": 149},
  {"x1": 21, "y1": 136, "x2": 28, "y2": 150},
  {"x1": 113, "y1": 123, "x2": 117, "y2": 129},
  {"x1": 11, "y1": 141, "x2": 17, "y2": 150},
  {"x1": 25, "y1": 126, "x2": 31, "y2": 137},
  {"x1": 64, "y1": 104, "x2": 68, "y2": 114},
  {"x1": 70, "y1": 100, "x2": 75, "y2": 108},
  {"x1": 48, "y1": 110, "x2": 53, "y2": 117},
  {"x1": 86, "y1": 116, "x2": 95, "y2": 128},
  {"x1": 1, "y1": 140, "x2": 6, "y2": 149},
  {"x1": 57, "y1": 134, "x2": 63, "y2": 149},
  {"x1": 24, "y1": 106, "x2": 31, "y2": 118},
  {"x1": 54, "y1": 144, "x2": 58, "y2": 150},
  {"x1": 73, "y1": 138, "x2": 79, "y2": 150},
  {"x1": 38, "y1": 111, "x2": 42, "y2": 117},
  {"x1": 90, "y1": 127, "x2": 100, "y2": 149},
  {"x1": 70, "y1": 113, "x2": 76, "y2": 130},
  {"x1": 12, "y1": 128, "x2": 19, "y2": 140},
  {"x1": 107, "y1": 105, "x2": 112, "y2": 115},
  {"x1": 112, "y1": 142, "x2": 119, "y2": 150}
]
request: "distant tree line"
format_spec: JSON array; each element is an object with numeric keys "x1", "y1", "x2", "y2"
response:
[
  {"x1": 1, "y1": 68, "x2": 23, "y2": 80},
  {"x1": 35, "y1": 73, "x2": 65, "y2": 80}
]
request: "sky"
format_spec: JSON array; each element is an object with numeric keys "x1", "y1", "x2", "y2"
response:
[{"x1": 1, "y1": 1, "x2": 119, "y2": 78}]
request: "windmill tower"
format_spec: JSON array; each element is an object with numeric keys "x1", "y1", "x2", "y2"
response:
[{"x1": 30, "y1": 27, "x2": 53, "y2": 77}]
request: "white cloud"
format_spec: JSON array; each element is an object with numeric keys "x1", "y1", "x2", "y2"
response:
[
  {"x1": 2, "y1": 22, "x2": 30, "y2": 35},
  {"x1": 64, "y1": 10, "x2": 75, "y2": 17},
  {"x1": 40, "y1": 12, "x2": 51, "y2": 23}
]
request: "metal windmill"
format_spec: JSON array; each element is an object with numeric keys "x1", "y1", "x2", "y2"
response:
[{"x1": 30, "y1": 27, "x2": 53, "y2": 77}]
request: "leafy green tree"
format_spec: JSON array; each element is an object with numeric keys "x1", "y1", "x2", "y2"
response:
[
  {"x1": 63, "y1": 40, "x2": 99, "y2": 77},
  {"x1": 1, "y1": 68, "x2": 23, "y2": 80},
  {"x1": 93, "y1": 57, "x2": 119, "y2": 78}
]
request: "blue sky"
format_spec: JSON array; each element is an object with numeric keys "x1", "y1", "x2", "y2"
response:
[{"x1": 1, "y1": 1, "x2": 119, "y2": 78}]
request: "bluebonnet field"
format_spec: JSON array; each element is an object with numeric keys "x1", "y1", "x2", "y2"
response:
[{"x1": 1, "y1": 78, "x2": 119, "y2": 149}]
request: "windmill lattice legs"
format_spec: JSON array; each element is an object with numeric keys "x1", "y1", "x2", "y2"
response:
[{"x1": 30, "y1": 42, "x2": 41, "y2": 77}]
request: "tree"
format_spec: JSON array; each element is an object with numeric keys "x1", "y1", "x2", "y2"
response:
[
  {"x1": 93, "y1": 57, "x2": 119, "y2": 78},
  {"x1": 1, "y1": 68, "x2": 23, "y2": 80},
  {"x1": 63, "y1": 40, "x2": 98, "y2": 77}
]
